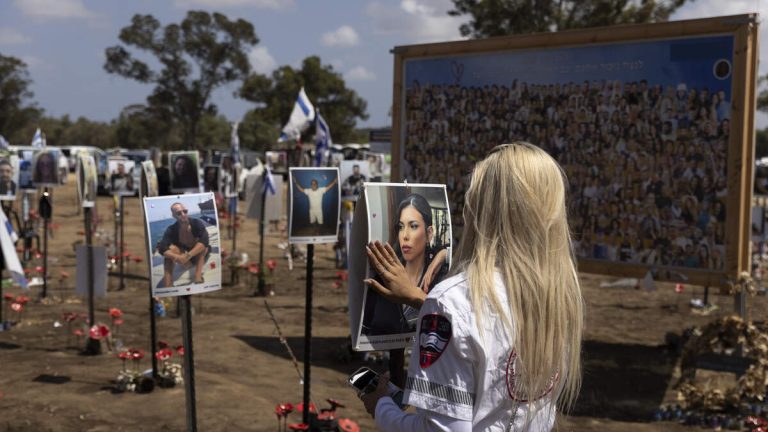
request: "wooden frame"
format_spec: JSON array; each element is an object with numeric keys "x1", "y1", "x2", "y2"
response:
[{"x1": 391, "y1": 14, "x2": 759, "y2": 287}]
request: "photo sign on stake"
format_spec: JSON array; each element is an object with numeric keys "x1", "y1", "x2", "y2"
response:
[
  {"x1": 77, "y1": 154, "x2": 97, "y2": 208},
  {"x1": 288, "y1": 167, "x2": 341, "y2": 244},
  {"x1": 349, "y1": 182, "x2": 452, "y2": 351},
  {"x1": 143, "y1": 193, "x2": 222, "y2": 298}
]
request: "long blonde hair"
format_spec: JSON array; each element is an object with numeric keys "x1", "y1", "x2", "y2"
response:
[{"x1": 452, "y1": 142, "x2": 583, "y2": 411}]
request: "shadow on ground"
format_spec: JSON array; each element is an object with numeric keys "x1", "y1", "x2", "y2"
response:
[{"x1": 571, "y1": 340, "x2": 679, "y2": 422}]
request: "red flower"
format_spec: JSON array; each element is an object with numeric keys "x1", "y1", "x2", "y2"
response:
[
  {"x1": 117, "y1": 351, "x2": 132, "y2": 360},
  {"x1": 333, "y1": 281, "x2": 341, "y2": 289},
  {"x1": 109, "y1": 308, "x2": 123, "y2": 319},
  {"x1": 176, "y1": 345, "x2": 185, "y2": 356},
  {"x1": 34, "y1": 266, "x2": 44, "y2": 274},
  {"x1": 89, "y1": 324, "x2": 110, "y2": 340},
  {"x1": 34, "y1": 252, "x2": 42, "y2": 260},
  {"x1": 296, "y1": 402, "x2": 317, "y2": 414},
  {"x1": 113, "y1": 318, "x2": 124, "y2": 326},
  {"x1": 155, "y1": 348, "x2": 173, "y2": 361},
  {"x1": 15, "y1": 295, "x2": 30, "y2": 305},
  {"x1": 287, "y1": 424, "x2": 308, "y2": 431},
  {"x1": 674, "y1": 283, "x2": 684, "y2": 293},
  {"x1": 132, "y1": 256, "x2": 143, "y2": 264},
  {"x1": 210, "y1": 262, "x2": 216, "y2": 269},
  {"x1": 338, "y1": 418, "x2": 360, "y2": 432},
  {"x1": 266, "y1": 260, "x2": 277, "y2": 271},
  {"x1": 282, "y1": 403, "x2": 294, "y2": 414},
  {"x1": 10, "y1": 302, "x2": 23, "y2": 313},
  {"x1": 129, "y1": 349, "x2": 145, "y2": 360},
  {"x1": 122, "y1": 251, "x2": 131, "y2": 258},
  {"x1": 158, "y1": 340, "x2": 169, "y2": 349},
  {"x1": 248, "y1": 262, "x2": 260, "y2": 275},
  {"x1": 62, "y1": 312, "x2": 78, "y2": 322},
  {"x1": 3, "y1": 293, "x2": 13, "y2": 301},
  {"x1": 23, "y1": 268, "x2": 31, "y2": 276},
  {"x1": 335, "y1": 271, "x2": 349, "y2": 281},
  {"x1": 73, "y1": 329, "x2": 84, "y2": 337}
]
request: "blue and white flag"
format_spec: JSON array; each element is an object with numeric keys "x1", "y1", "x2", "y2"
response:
[
  {"x1": 278, "y1": 87, "x2": 315, "y2": 142},
  {"x1": 263, "y1": 165, "x2": 276, "y2": 195},
  {"x1": 314, "y1": 113, "x2": 332, "y2": 167},
  {"x1": 230, "y1": 122, "x2": 241, "y2": 165},
  {"x1": 0, "y1": 134, "x2": 8, "y2": 150},
  {"x1": 0, "y1": 206, "x2": 27, "y2": 289},
  {"x1": 30, "y1": 128, "x2": 44, "y2": 148}
]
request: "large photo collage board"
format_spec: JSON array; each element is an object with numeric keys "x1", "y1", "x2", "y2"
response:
[{"x1": 392, "y1": 15, "x2": 758, "y2": 286}]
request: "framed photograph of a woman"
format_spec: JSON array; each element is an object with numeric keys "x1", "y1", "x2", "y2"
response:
[
  {"x1": 32, "y1": 148, "x2": 62, "y2": 187},
  {"x1": 351, "y1": 183, "x2": 452, "y2": 351},
  {"x1": 288, "y1": 167, "x2": 340, "y2": 244},
  {"x1": 169, "y1": 151, "x2": 201, "y2": 193}
]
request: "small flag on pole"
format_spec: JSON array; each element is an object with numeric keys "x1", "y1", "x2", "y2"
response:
[
  {"x1": 278, "y1": 87, "x2": 315, "y2": 142},
  {"x1": 230, "y1": 122, "x2": 241, "y2": 165},
  {"x1": 0, "y1": 206, "x2": 27, "y2": 289},
  {"x1": 263, "y1": 165, "x2": 276, "y2": 195},
  {"x1": 30, "y1": 128, "x2": 44, "y2": 148},
  {"x1": 314, "y1": 113, "x2": 331, "y2": 167}
]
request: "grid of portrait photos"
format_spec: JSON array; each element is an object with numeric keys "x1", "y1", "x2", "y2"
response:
[
  {"x1": 401, "y1": 35, "x2": 734, "y2": 273},
  {"x1": 169, "y1": 151, "x2": 201, "y2": 193},
  {"x1": 107, "y1": 157, "x2": 136, "y2": 196},
  {"x1": 140, "y1": 160, "x2": 158, "y2": 199},
  {"x1": 143, "y1": 192, "x2": 222, "y2": 298},
  {"x1": 32, "y1": 148, "x2": 62, "y2": 187},
  {"x1": 76, "y1": 153, "x2": 98, "y2": 207},
  {"x1": 349, "y1": 183, "x2": 452, "y2": 351},
  {"x1": 288, "y1": 167, "x2": 340, "y2": 244},
  {"x1": 0, "y1": 152, "x2": 20, "y2": 201}
]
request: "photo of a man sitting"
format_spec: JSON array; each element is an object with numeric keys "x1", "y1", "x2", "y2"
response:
[{"x1": 156, "y1": 202, "x2": 210, "y2": 287}]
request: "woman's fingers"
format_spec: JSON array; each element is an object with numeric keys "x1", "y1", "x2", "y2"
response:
[
  {"x1": 370, "y1": 241, "x2": 395, "y2": 272},
  {"x1": 382, "y1": 242, "x2": 400, "y2": 265},
  {"x1": 366, "y1": 246, "x2": 390, "y2": 278},
  {"x1": 365, "y1": 278, "x2": 392, "y2": 299}
]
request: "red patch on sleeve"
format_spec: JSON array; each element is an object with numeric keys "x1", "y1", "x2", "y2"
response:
[{"x1": 419, "y1": 314, "x2": 452, "y2": 368}]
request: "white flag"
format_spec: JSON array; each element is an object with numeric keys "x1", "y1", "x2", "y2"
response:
[
  {"x1": 278, "y1": 87, "x2": 315, "y2": 142},
  {"x1": 0, "y1": 207, "x2": 27, "y2": 289},
  {"x1": 30, "y1": 128, "x2": 44, "y2": 148}
]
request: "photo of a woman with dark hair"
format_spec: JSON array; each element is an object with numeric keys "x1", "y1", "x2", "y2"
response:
[
  {"x1": 361, "y1": 191, "x2": 450, "y2": 336},
  {"x1": 170, "y1": 152, "x2": 200, "y2": 192},
  {"x1": 33, "y1": 150, "x2": 60, "y2": 186}
]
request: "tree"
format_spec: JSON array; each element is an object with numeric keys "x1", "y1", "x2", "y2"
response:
[
  {"x1": 104, "y1": 11, "x2": 258, "y2": 148},
  {"x1": 0, "y1": 54, "x2": 42, "y2": 143},
  {"x1": 114, "y1": 104, "x2": 179, "y2": 149},
  {"x1": 448, "y1": 0, "x2": 688, "y2": 38},
  {"x1": 239, "y1": 56, "x2": 368, "y2": 150}
]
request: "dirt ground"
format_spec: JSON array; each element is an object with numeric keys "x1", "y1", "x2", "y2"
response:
[{"x1": 0, "y1": 177, "x2": 766, "y2": 431}]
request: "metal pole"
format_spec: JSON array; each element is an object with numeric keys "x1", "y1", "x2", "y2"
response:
[
  {"x1": 256, "y1": 172, "x2": 268, "y2": 296},
  {"x1": 22, "y1": 192, "x2": 30, "y2": 263},
  {"x1": 84, "y1": 206, "x2": 100, "y2": 355},
  {"x1": 302, "y1": 244, "x2": 314, "y2": 425},
  {"x1": 119, "y1": 195, "x2": 125, "y2": 290},
  {"x1": 41, "y1": 189, "x2": 50, "y2": 298},
  {"x1": 180, "y1": 295, "x2": 198, "y2": 432}
]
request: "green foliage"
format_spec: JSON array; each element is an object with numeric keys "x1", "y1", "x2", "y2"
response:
[
  {"x1": 240, "y1": 56, "x2": 368, "y2": 147},
  {"x1": 13, "y1": 115, "x2": 115, "y2": 149},
  {"x1": 0, "y1": 54, "x2": 42, "y2": 143},
  {"x1": 448, "y1": 0, "x2": 688, "y2": 38},
  {"x1": 115, "y1": 104, "x2": 178, "y2": 150},
  {"x1": 104, "y1": 11, "x2": 258, "y2": 148}
]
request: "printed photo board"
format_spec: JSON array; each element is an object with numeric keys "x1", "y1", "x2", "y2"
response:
[
  {"x1": 391, "y1": 14, "x2": 759, "y2": 287},
  {"x1": 288, "y1": 167, "x2": 340, "y2": 244}
]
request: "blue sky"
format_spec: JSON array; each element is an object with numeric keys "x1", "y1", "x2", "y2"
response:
[{"x1": 0, "y1": 0, "x2": 765, "y2": 137}]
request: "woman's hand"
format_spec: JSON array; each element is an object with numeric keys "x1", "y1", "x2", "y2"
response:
[
  {"x1": 420, "y1": 248, "x2": 447, "y2": 293},
  {"x1": 361, "y1": 372, "x2": 391, "y2": 418},
  {"x1": 364, "y1": 241, "x2": 426, "y2": 309}
]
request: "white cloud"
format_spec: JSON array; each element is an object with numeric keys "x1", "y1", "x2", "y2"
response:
[
  {"x1": 347, "y1": 66, "x2": 376, "y2": 81},
  {"x1": 322, "y1": 25, "x2": 360, "y2": 47},
  {"x1": 13, "y1": 0, "x2": 95, "y2": 19},
  {"x1": 174, "y1": 0, "x2": 293, "y2": 9},
  {"x1": 248, "y1": 46, "x2": 277, "y2": 75},
  {"x1": 365, "y1": 0, "x2": 465, "y2": 43},
  {"x1": 0, "y1": 28, "x2": 29, "y2": 45}
]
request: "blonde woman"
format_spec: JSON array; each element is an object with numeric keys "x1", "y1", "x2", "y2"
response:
[{"x1": 361, "y1": 142, "x2": 584, "y2": 431}]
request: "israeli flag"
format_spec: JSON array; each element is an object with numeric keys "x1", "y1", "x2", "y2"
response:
[
  {"x1": 0, "y1": 206, "x2": 27, "y2": 289},
  {"x1": 30, "y1": 128, "x2": 45, "y2": 148},
  {"x1": 314, "y1": 113, "x2": 332, "y2": 167},
  {"x1": 230, "y1": 122, "x2": 241, "y2": 165},
  {"x1": 278, "y1": 87, "x2": 315, "y2": 142},
  {"x1": 263, "y1": 165, "x2": 276, "y2": 195},
  {"x1": 0, "y1": 134, "x2": 8, "y2": 151}
]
